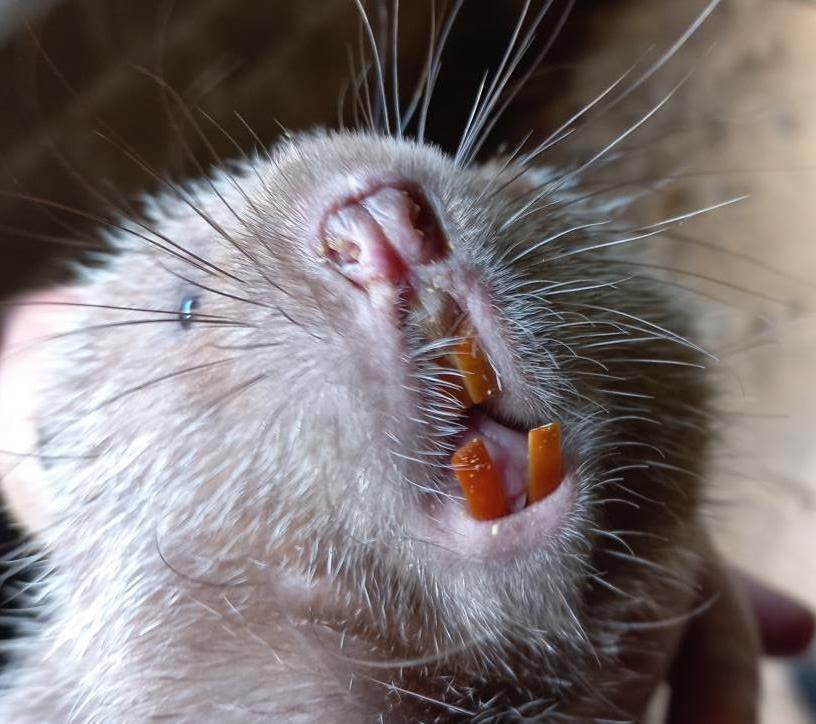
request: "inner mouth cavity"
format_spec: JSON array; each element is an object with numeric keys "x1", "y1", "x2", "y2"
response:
[{"x1": 432, "y1": 311, "x2": 564, "y2": 522}]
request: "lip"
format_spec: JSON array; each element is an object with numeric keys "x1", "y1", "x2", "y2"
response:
[{"x1": 417, "y1": 469, "x2": 575, "y2": 561}]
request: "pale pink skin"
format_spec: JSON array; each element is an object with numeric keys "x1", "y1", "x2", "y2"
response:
[{"x1": 0, "y1": 131, "x2": 811, "y2": 723}]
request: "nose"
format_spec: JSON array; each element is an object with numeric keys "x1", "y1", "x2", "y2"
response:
[{"x1": 318, "y1": 183, "x2": 448, "y2": 291}]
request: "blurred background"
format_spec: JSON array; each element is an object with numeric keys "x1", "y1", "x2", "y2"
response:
[{"x1": 0, "y1": 0, "x2": 814, "y2": 720}]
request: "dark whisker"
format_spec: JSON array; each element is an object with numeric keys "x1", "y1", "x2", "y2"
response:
[
  {"x1": 2, "y1": 319, "x2": 249, "y2": 363},
  {"x1": 0, "y1": 299, "x2": 230, "y2": 321},
  {"x1": 200, "y1": 373, "x2": 268, "y2": 416},
  {"x1": 96, "y1": 358, "x2": 242, "y2": 411},
  {"x1": 161, "y1": 265, "x2": 324, "y2": 340},
  {"x1": 91, "y1": 128, "x2": 251, "y2": 282},
  {"x1": 0, "y1": 222, "x2": 96, "y2": 251},
  {"x1": 0, "y1": 190, "x2": 226, "y2": 281}
]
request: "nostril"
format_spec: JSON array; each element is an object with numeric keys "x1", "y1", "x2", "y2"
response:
[
  {"x1": 406, "y1": 191, "x2": 446, "y2": 261},
  {"x1": 320, "y1": 199, "x2": 407, "y2": 289},
  {"x1": 324, "y1": 237, "x2": 361, "y2": 266},
  {"x1": 318, "y1": 182, "x2": 449, "y2": 292},
  {"x1": 362, "y1": 186, "x2": 447, "y2": 267},
  {"x1": 404, "y1": 193, "x2": 430, "y2": 237}
]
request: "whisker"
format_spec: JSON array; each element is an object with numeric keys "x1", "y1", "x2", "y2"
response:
[
  {"x1": 0, "y1": 299, "x2": 229, "y2": 321},
  {"x1": 0, "y1": 189, "x2": 227, "y2": 281},
  {"x1": 459, "y1": 0, "x2": 576, "y2": 167},
  {"x1": 97, "y1": 358, "x2": 242, "y2": 410},
  {"x1": 390, "y1": 0, "x2": 402, "y2": 139},
  {"x1": 1, "y1": 318, "x2": 249, "y2": 363},
  {"x1": 352, "y1": 0, "x2": 390, "y2": 135},
  {"x1": 417, "y1": 0, "x2": 466, "y2": 143},
  {"x1": 200, "y1": 373, "x2": 268, "y2": 416}
]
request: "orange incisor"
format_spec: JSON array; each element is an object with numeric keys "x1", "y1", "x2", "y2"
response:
[
  {"x1": 527, "y1": 422, "x2": 563, "y2": 503},
  {"x1": 436, "y1": 325, "x2": 499, "y2": 407},
  {"x1": 451, "y1": 437, "x2": 508, "y2": 521},
  {"x1": 438, "y1": 311, "x2": 563, "y2": 518}
]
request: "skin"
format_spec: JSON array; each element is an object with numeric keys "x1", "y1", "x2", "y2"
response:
[{"x1": 0, "y1": 129, "x2": 812, "y2": 723}]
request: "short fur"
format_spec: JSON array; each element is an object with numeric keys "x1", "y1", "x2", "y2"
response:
[{"x1": 0, "y1": 2, "x2": 737, "y2": 722}]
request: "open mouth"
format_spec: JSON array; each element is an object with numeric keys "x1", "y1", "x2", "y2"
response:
[
  {"x1": 421, "y1": 386, "x2": 575, "y2": 559},
  {"x1": 414, "y1": 317, "x2": 577, "y2": 560},
  {"x1": 422, "y1": 307, "x2": 567, "y2": 526}
]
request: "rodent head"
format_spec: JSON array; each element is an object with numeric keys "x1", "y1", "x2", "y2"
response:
[{"x1": 1, "y1": 129, "x2": 711, "y2": 716}]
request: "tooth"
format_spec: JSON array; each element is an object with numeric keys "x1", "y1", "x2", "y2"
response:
[
  {"x1": 433, "y1": 330, "x2": 498, "y2": 409},
  {"x1": 451, "y1": 437, "x2": 508, "y2": 521},
  {"x1": 423, "y1": 296, "x2": 498, "y2": 408},
  {"x1": 527, "y1": 422, "x2": 563, "y2": 504},
  {"x1": 446, "y1": 326, "x2": 499, "y2": 406}
]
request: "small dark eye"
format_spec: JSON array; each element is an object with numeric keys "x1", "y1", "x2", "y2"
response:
[{"x1": 178, "y1": 295, "x2": 200, "y2": 329}]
